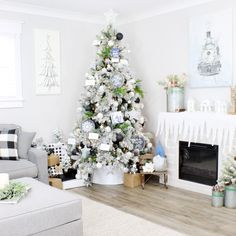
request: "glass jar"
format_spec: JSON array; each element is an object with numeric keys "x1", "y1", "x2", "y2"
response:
[{"x1": 166, "y1": 87, "x2": 184, "y2": 112}]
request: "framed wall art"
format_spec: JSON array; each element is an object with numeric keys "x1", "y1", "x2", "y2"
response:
[
  {"x1": 34, "y1": 29, "x2": 61, "y2": 95},
  {"x1": 189, "y1": 9, "x2": 233, "y2": 88}
]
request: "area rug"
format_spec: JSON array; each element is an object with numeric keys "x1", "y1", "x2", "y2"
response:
[{"x1": 77, "y1": 194, "x2": 187, "y2": 236}]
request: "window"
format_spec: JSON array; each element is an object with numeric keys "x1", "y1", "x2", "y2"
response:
[{"x1": 0, "y1": 21, "x2": 23, "y2": 108}]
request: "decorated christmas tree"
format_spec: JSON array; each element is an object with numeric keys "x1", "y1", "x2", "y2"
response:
[{"x1": 72, "y1": 13, "x2": 152, "y2": 181}]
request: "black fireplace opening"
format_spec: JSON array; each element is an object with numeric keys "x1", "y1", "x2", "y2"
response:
[{"x1": 179, "y1": 141, "x2": 218, "y2": 186}]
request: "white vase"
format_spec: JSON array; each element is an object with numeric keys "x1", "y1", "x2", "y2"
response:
[{"x1": 92, "y1": 166, "x2": 124, "y2": 185}]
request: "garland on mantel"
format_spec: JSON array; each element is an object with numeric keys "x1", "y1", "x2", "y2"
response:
[{"x1": 156, "y1": 112, "x2": 236, "y2": 151}]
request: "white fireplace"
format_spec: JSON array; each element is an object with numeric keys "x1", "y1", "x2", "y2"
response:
[{"x1": 156, "y1": 112, "x2": 236, "y2": 195}]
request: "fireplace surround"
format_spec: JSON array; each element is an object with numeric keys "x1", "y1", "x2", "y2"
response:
[{"x1": 157, "y1": 112, "x2": 236, "y2": 195}]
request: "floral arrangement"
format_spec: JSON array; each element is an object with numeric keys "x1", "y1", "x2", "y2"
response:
[
  {"x1": 212, "y1": 184, "x2": 224, "y2": 192},
  {"x1": 218, "y1": 155, "x2": 236, "y2": 185},
  {"x1": 0, "y1": 182, "x2": 29, "y2": 201},
  {"x1": 158, "y1": 73, "x2": 187, "y2": 89}
]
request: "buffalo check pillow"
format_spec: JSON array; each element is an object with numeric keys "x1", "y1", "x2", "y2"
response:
[{"x1": 0, "y1": 129, "x2": 19, "y2": 160}]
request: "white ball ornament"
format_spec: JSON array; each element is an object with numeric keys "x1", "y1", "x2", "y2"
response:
[
  {"x1": 96, "y1": 162, "x2": 102, "y2": 169},
  {"x1": 139, "y1": 117, "x2": 145, "y2": 124},
  {"x1": 129, "y1": 92, "x2": 134, "y2": 97},
  {"x1": 101, "y1": 68, "x2": 107, "y2": 74},
  {"x1": 147, "y1": 143, "x2": 153, "y2": 149},
  {"x1": 107, "y1": 65, "x2": 112, "y2": 71},
  {"x1": 113, "y1": 101, "x2": 119, "y2": 107},
  {"x1": 105, "y1": 126, "x2": 111, "y2": 133},
  {"x1": 108, "y1": 40, "x2": 114, "y2": 47},
  {"x1": 126, "y1": 152, "x2": 132, "y2": 158},
  {"x1": 99, "y1": 85, "x2": 105, "y2": 92},
  {"x1": 105, "y1": 58, "x2": 111, "y2": 64},
  {"x1": 97, "y1": 113, "x2": 103, "y2": 119},
  {"x1": 125, "y1": 120, "x2": 131, "y2": 125}
]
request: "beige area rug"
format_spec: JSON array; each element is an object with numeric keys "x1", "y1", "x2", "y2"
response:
[{"x1": 77, "y1": 195, "x2": 187, "y2": 236}]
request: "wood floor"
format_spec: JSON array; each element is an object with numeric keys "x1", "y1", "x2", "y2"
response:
[{"x1": 72, "y1": 182, "x2": 236, "y2": 236}]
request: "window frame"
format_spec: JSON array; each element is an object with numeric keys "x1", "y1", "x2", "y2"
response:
[{"x1": 0, "y1": 20, "x2": 23, "y2": 108}]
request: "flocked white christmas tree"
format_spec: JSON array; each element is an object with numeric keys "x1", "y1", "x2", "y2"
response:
[
  {"x1": 218, "y1": 155, "x2": 236, "y2": 185},
  {"x1": 72, "y1": 11, "x2": 152, "y2": 180}
]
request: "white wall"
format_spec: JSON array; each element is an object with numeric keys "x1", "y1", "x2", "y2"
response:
[
  {"x1": 0, "y1": 11, "x2": 101, "y2": 142},
  {"x1": 120, "y1": 0, "x2": 236, "y2": 135},
  {"x1": 1, "y1": 0, "x2": 235, "y2": 142}
]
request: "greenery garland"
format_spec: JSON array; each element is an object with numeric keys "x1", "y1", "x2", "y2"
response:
[{"x1": 0, "y1": 182, "x2": 28, "y2": 201}]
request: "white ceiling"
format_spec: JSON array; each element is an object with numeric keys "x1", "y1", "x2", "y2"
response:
[{"x1": 0, "y1": 0, "x2": 215, "y2": 24}]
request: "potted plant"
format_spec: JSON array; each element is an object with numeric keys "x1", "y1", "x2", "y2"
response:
[
  {"x1": 212, "y1": 184, "x2": 224, "y2": 207},
  {"x1": 158, "y1": 73, "x2": 187, "y2": 112},
  {"x1": 218, "y1": 155, "x2": 236, "y2": 208}
]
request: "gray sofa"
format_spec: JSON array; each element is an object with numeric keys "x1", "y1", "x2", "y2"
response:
[{"x1": 0, "y1": 124, "x2": 48, "y2": 184}]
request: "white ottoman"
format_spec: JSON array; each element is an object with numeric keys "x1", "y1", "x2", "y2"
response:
[{"x1": 0, "y1": 178, "x2": 83, "y2": 236}]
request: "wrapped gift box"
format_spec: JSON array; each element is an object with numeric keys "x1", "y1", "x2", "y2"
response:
[
  {"x1": 124, "y1": 173, "x2": 141, "y2": 188},
  {"x1": 49, "y1": 177, "x2": 63, "y2": 189}
]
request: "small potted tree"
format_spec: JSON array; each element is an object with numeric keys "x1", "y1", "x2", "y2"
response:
[{"x1": 218, "y1": 155, "x2": 236, "y2": 209}]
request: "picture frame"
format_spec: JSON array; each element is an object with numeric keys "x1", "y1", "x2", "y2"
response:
[
  {"x1": 189, "y1": 9, "x2": 233, "y2": 88},
  {"x1": 34, "y1": 29, "x2": 61, "y2": 95}
]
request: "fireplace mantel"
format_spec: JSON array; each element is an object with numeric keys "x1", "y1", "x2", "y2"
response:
[{"x1": 156, "y1": 112, "x2": 236, "y2": 151}]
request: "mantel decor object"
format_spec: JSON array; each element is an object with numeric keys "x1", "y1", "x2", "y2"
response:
[
  {"x1": 229, "y1": 87, "x2": 236, "y2": 114},
  {"x1": 158, "y1": 74, "x2": 186, "y2": 112}
]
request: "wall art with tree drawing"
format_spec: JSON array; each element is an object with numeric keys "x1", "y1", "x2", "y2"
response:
[
  {"x1": 34, "y1": 29, "x2": 60, "y2": 94},
  {"x1": 189, "y1": 10, "x2": 232, "y2": 88}
]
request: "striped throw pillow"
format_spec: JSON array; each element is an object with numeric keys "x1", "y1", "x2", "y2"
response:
[{"x1": 0, "y1": 129, "x2": 18, "y2": 160}]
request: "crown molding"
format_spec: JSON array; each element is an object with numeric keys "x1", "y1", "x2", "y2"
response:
[
  {"x1": 118, "y1": 0, "x2": 217, "y2": 25},
  {"x1": 0, "y1": 0, "x2": 217, "y2": 25},
  {"x1": 0, "y1": 1, "x2": 104, "y2": 24}
]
